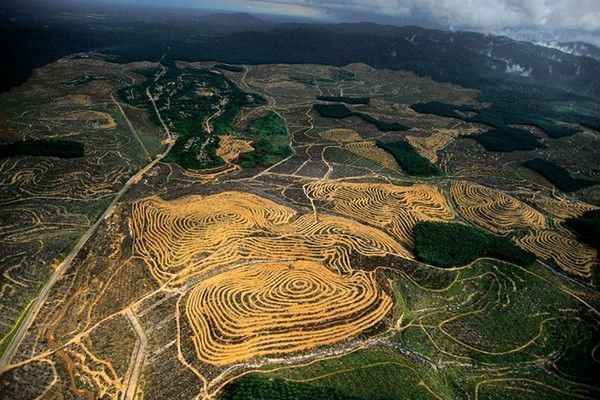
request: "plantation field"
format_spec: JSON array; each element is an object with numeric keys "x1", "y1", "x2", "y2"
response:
[{"x1": 0, "y1": 60, "x2": 598, "y2": 400}]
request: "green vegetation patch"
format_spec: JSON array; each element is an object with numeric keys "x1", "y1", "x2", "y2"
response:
[
  {"x1": 316, "y1": 95, "x2": 369, "y2": 105},
  {"x1": 413, "y1": 221, "x2": 535, "y2": 267},
  {"x1": 565, "y1": 210, "x2": 600, "y2": 253},
  {"x1": 265, "y1": 347, "x2": 454, "y2": 400},
  {"x1": 291, "y1": 76, "x2": 336, "y2": 86},
  {"x1": 221, "y1": 375, "x2": 364, "y2": 400},
  {"x1": 470, "y1": 127, "x2": 544, "y2": 152},
  {"x1": 64, "y1": 74, "x2": 118, "y2": 86},
  {"x1": 238, "y1": 112, "x2": 291, "y2": 168},
  {"x1": 0, "y1": 139, "x2": 84, "y2": 158},
  {"x1": 0, "y1": 299, "x2": 34, "y2": 357},
  {"x1": 411, "y1": 99, "x2": 581, "y2": 139},
  {"x1": 523, "y1": 158, "x2": 596, "y2": 192},
  {"x1": 358, "y1": 113, "x2": 407, "y2": 131},
  {"x1": 291, "y1": 69, "x2": 356, "y2": 86},
  {"x1": 215, "y1": 63, "x2": 245, "y2": 73},
  {"x1": 313, "y1": 103, "x2": 408, "y2": 132},
  {"x1": 411, "y1": 101, "x2": 478, "y2": 119},
  {"x1": 391, "y1": 259, "x2": 600, "y2": 392},
  {"x1": 375, "y1": 140, "x2": 439, "y2": 176},
  {"x1": 335, "y1": 70, "x2": 357, "y2": 81},
  {"x1": 313, "y1": 103, "x2": 354, "y2": 118},
  {"x1": 118, "y1": 66, "x2": 264, "y2": 169}
]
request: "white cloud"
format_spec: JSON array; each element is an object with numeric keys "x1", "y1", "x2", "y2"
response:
[
  {"x1": 246, "y1": 1, "x2": 328, "y2": 18},
  {"x1": 248, "y1": 0, "x2": 600, "y2": 32}
]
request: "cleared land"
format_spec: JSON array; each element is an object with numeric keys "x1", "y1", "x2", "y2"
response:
[
  {"x1": 305, "y1": 181, "x2": 455, "y2": 247},
  {"x1": 0, "y1": 60, "x2": 598, "y2": 400},
  {"x1": 186, "y1": 261, "x2": 391, "y2": 365},
  {"x1": 451, "y1": 181, "x2": 547, "y2": 234}
]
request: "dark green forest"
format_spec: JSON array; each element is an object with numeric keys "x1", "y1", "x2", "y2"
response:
[
  {"x1": 313, "y1": 104, "x2": 408, "y2": 132},
  {"x1": 469, "y1": 127, "x2": 544, "y2": 152},
  {"x1": 375, "y1": 140, "x2": 439, "y2": 176},
  {"x1": 237, "y1": 112, "x2": 291, "y2": 168},
  {"x1": 413, "y1": 221, "x2": 535, "y2": 267},
  {"x1": 0, "y1": 139, "x2": 84, "y2": 158},
  {"x1": 523, "y1": 158, "x2": 596, "y2": 192},
  {"x1": 316, "y1": 96, "x2": 370, "y2": 105},
  {"x1": 221, "y1": 375, "x2": 370, "y2": 400}
]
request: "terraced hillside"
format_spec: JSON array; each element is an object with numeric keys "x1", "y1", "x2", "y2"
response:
[{"x1": 0, "y1": 60, "x2": 598, "y2": 400}]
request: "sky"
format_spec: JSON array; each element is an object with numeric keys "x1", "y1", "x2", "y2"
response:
[{"x1": 37, "y1": 0, "x2": 600, "y2": 45}]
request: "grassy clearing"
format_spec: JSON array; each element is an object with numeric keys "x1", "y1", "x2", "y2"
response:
[
  {"x1": 375, "y1": 140, "x2": 439, "y2": 176},
  {"x1": 413, "y1": 221, "x2": 535, "y2": 267},
  {"x1": 523, "y1": 158, "x2": 596, "y2": 192},
  {"x1": 260, "y1": 348, "x2": 451, "y2": 400},
  {"x1": 392, "y1": 258, "x2": 599, "y2": 372}
]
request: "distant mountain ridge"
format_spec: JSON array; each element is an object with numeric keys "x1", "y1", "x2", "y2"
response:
[
  {"x1": 1, "y1": 11, "x2": 599, "y2": 97},
  {"x1": 196, "y1": 12, "x2": 274, "y2": 33},
  {"x1": 536, "y1": 41, "x2": 600, "y2": 61},
  {"x1": 190, "y1": 21, "x2": 600, "y2": 96}
]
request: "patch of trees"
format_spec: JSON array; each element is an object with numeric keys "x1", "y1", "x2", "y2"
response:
[
  {"x1": 119, "y1": 66, "x2": 265, "y2": 170},
  {"x1": 64, "y1": 74, "x2": 116, "y2": 86},
  {"x1": 313, "y1": 104, "x2": 408, "y2": 132},
  {"x1": 313, "y1": 103, "x2": 354, "y2": 118},
  {"x1": 238, "y1": 112, "x2": 291, "y2": 168},
  {"x1": 221, "y1": 375, "x2": 366, "y2": 400},
  {"x1": 335, "y1": 70, "x2": 356, "y2": 81},
  {"x1": 215, "y1": 63, "x2": 245, "y2": 73},
  {"x1": 469, "y1": 127, "x2": 544, "y2": 152},
  {"x1": 565, "y1": 210, "x2": 600, "y2": 253},
  {"x1": 523, "y1": 158, "x2": 596, "y2": 192},
  {"x1": 413, "y1": 221, "x2": 535, "y2": 267},
  {"x1": 291, "y1": 76, "x2": 336, "y2": 86},
  {"x1": 375, "y1": 140, "x2": 439, "y2": 176},
  {"x1": 411, "y1": 101, "x2": 478, "y2": 119},
  {"x1": 0, "y1": 139, "x2": 84, "y2": 158},
  {"x1": 565, "y1": 210, "x2": 600, "y2": 288},
  {"x1": 411, "y1": 100, "x2": 581, "y2": 139},
  {"x1": 316, "y1": 95, "x2": 370, "y2": 105}
]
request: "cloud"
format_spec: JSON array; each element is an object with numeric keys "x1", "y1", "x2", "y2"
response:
[
  {"x1": 245, "y1": 0, "x2": 600, "y2": 32},
  {"x1": 84, "y1": 0, "x2": 599, "y2": 43},
  {"x1": 245, "y1": 0, "x2": 328, "y2": 18}
]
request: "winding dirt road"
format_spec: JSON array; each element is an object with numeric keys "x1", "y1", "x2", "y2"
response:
[{"x1": 0, "y1": 90, "x2": 174, "y2": 374}]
